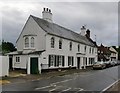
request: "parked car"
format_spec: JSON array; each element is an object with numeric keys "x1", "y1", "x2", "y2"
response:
[
  {"x1": 116, "y1": 61, "x2": 120, "y2": 65},
  {"x1": 113, "y1": 61, "x2": 118, "y2": 66},
  {"x1": 109, "y1": 61, "x2": 116, "y2": 67},
  {"x1": 93, "y1": 61, "x2": 106, "y2": 70},
  {"x1": 104, "y1": 61, "x2": 111, "y2": 68}
]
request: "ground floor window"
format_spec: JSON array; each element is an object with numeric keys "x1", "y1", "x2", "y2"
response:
[
  {"x1": 68, "y1": 56, "x2": 74, "y2": 66},
  {"x1": 86, "y1": 58, "x2": 87, "y2": 65},
  {"x1": 89, "y1": 58, "x2": 95, "y2": 65},
  {"x1": 83, "y1": 57, "x2": 87, "y2": 66},
  {"x1": 16, "y1": 57, "x2": 20, "y2": 63},
  {"x1": 49, "y1": 55, "x2": 64, "y2": 67}
]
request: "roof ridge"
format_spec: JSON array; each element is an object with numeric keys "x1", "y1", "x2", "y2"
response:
[
  {"x1": 31, "y1": 15, "x2": 85, "y2": 38},
  {"x1": 31, "y1": 15, "x2": 95, "y2": 47}
]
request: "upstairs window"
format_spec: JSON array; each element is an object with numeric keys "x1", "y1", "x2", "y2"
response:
[
  {"x1": 89, "y1": 47, "x2": 91, "y2": 54},
  {"x1": 92, "y1": 47, "x2": 94, "y2": 54},
  {"x1": 78, "y1": 44, "x2": 80, "y2": 52},
  {"x1": 84, "y1": 46, "x2": 87, "y2": 53},
  {"x1": 31, "y1": 37, "x2": 34, "y2": 48},
  {"x1": 70, "y1": 42, "x2": 72, "y2": 51},
  {"x1": 51, "y1": 37, "x2": 55, "y2": 48},
  {"x1": 25, "y1": 37, "x2": 29, "y2": 48},
  {"x1": 59, "y1": 39, "x2": 62, "y2": 49}
]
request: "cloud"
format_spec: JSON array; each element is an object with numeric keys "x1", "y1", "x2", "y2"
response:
[{"x1": 1, "y1": 2, "x2": 118, "y2": 46}]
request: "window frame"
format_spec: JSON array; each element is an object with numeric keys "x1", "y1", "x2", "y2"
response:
[
  {"x1": 31, "y1": 37, "x2": 35, "y2": 48},
  {"x1": 84, "y1": 46, "x2": 87, "y2": 53},
  {"x1": 25, "y1": 37, "x2": 29, "y2": 48},
  {"x1": 59, "y1": 39, "x2": 62, "y2": 49},
  {"x1": 51, "y1": 37, "x2": 55, "y2": 48},
  {"x1": 70, "y1": 42, "x2": 72, "y2": 51},
  {"x1": 68, "y1": 56, "x2": 74, "y2": 66},
  {"x1": 16, "y1": 57, "x2": 20, "y2": 63},
  {"x1": 50, "y1": 55, "x2": 55, "y2": 67},
  {"x1": 58, "y1": 56, "x2": 62, "y2": 66},
  {"x1": 78, "y1": 44, "x2": 80, "y2": 52}
]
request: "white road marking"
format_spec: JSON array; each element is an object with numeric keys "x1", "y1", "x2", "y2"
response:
[
  {"x1": 74, "y1": 88, "x2": 84, "y2": 93},
  {"x1": 35, "y1": 85, "x2": 52, "y2": 90},
  {"x1": 62, "y1": 88, "x2": 71, "y2": 92},
  {"x1": 101, "y1": 79, "x2": 120, "y2": 93},
  {"x1": 50, "y1": 79, "x2": 73, "y2": 85},
  {"x1": 49, "y1": 86, "x2": 62, "y2": 92},
  {"x1": 49, "y1": 88, "x2": 57, "y2": 92},
  {"x1": 35, "y1": 79, "x2": 73, "y2": 90}
]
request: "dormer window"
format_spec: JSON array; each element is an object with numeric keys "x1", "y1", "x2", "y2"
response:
[
  {"x1": 25, "y1": 37, "x2": 29, "y2": 48},
  {"x1": 31, "y1": 37, "x2": 34, "y2": 48},
  {"x1": 24, "y1": 35, "x2": 36, "y2": 49}
]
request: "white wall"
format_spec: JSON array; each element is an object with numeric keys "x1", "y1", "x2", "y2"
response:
[
  {"x1": 40, "y1": 34, "x2": 97, "y2": 69},
  {"x1": 13, "y1": 55, "x2": 28, "y2": 69},
  {"x1": 109, "y1": 47, "x2": 118, "y2": 60},
  {"x1": 0, "y1": 56, "x2": 9, "y2": 77},
  {"x1": 16, "y1": 16, "x2": 46, "y2": 52}
]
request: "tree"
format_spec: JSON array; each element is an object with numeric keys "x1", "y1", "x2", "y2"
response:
[{"x1": 0, "y1": 41, "x2": 17, "y2": 55}]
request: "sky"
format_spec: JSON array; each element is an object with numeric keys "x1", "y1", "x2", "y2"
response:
[{"x1": 1, "y1": 0, "x2": 119, "y2": 46}]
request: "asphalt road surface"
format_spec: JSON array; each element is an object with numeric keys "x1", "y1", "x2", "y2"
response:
[{"x1": 2, "y1": 65, "x2": 120, "y2": 92}]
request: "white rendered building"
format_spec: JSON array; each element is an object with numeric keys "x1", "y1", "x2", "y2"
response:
[{"x1": 8, "y1": 8, "x2": 98, "y2": 74}]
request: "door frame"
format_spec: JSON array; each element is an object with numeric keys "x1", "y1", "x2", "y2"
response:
[{"x1": 30, "y1": 57, "x2": 39, "y2": 74}]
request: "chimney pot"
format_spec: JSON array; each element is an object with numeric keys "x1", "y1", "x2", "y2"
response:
[
  {"x1": 47, "y1": 8, "x2": 49, "y2": 11},
  {"x1": 49, "y1": 9, "x2": 51, "y2": 13},
  {"x1": 43, "y1": 8, "x2": 46, "y2": 11},
  {"x1": 42, "y1": 7, "x2": 53, "y2": 23}
]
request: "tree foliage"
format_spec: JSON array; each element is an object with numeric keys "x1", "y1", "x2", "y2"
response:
[{"x1": 0, "y1": 41, "x2": 17, "y2": 55}]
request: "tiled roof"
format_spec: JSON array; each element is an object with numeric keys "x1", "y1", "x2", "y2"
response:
[{"x1": 31, "y1": 15, "x2": 95, "y2": 47}]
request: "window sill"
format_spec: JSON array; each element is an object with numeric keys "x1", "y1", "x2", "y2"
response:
[
  {"x1": 15, "y1": 62, "x2": 20, "y2": 64},
  {"x1": 24, "y1": 47, "x2": 35, "y2": 50}
]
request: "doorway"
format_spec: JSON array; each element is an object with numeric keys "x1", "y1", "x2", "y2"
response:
[
  {"x1": 9, "y1": 57, "x2": 13, "y2": 71},
  {"x1": 77, "y1": 57, "x2": 80, "y2": 69},
  {"x1": 30, "y1": 57, "x2": 38, "y2": 74}
]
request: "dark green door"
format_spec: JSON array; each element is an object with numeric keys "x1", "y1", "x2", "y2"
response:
[{"x1": 30, "y1": 57, "x2": 38, "y2": 74}]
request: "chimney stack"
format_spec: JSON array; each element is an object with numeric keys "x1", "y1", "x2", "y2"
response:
[
  {"x1": 80, "y1": 25, "x2": 86, "y2": 36},
  {"x1": 42, "y1": 8, "x2": 53, "y2": 23},
  {"x1": 86, "y1": 29, "x2": 90, "y2": 38}
]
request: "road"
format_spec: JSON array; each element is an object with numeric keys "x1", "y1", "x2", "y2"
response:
[{"x1": 2, "y1": 65, "x2": 120, "y2": 92}]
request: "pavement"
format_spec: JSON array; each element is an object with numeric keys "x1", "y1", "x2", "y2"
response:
[
  {"x1": 2, "y1": 65, "x2": 119, "y2": 92},
  {"x1": 106, "y1": 80, "x2": 120, "y2": 91},
  {"x1": 1, "y1": 67, "x2": 92, "y2": 85}
]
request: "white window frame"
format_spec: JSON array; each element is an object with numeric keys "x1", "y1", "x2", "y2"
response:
[
  {"x1": 16, "y1": 57, "x2": 20, "y2": 63},
  {"x1": 51, "y1": 37, "x2": 55, "y2": 48},
  {"x1": 50, "y1": 55, "x2": 55, "y2": 67},
  {"x1": 58, "y1": 56, "x2": 62, "y2": 66},
  {"x1": 84, "y1": 46, "x2": 87, "y2": 53},
  {"x1": 78, "y1": 44, "x2": 80, "y2": 52},
  {"x1": 92, "y1": 47, "x2": 94, "y2": 54},
  {"x1": 25, "y1": 37, "x2": 29, "y2": 48},
  {"x1": 70, "y1": 42, "x2": 72, "y2": 51},
  {"x1": 59, "y1": 39, "x2": 62, "y2": 49},
  {"x1": 31, "y1": 37, "x2": 35, "y2": 48}
]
